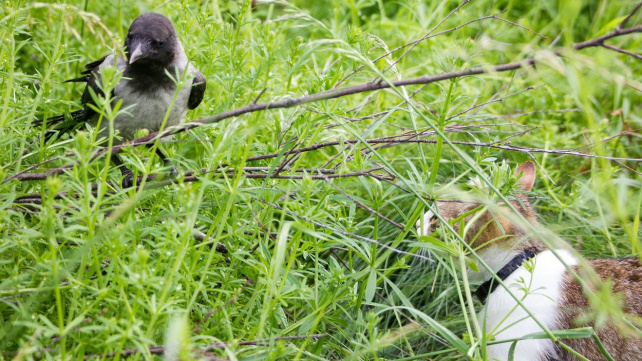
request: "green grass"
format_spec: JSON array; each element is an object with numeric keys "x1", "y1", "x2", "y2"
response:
[{"x1": 1, "y1": 0, "x2": 641, "y2": 359}]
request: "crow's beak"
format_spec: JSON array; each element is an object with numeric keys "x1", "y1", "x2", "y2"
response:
[{"x1": 128, "y1": 42, "x2": 149, "y2": 64}]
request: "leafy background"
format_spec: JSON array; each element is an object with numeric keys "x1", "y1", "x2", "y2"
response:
[{"x1": 1, "y1": 0, "x2": 640, "y2": 359}]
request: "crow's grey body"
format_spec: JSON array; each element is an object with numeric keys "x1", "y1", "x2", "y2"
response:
[
  {"x1": 42, "y1": 12, "x2": 206, "y2": 143},
  {"x1": 88, "y1": 50, "x2": 198, "y2": 142},
  {"x1": 39, "y1": 12, "x2": 206, "y2": 187}
]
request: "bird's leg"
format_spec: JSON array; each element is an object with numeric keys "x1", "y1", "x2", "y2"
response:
[
  {"x1": 148, "y1": 145, "x2": 179, "y2": 177},
  {"x1": 111, "y1": 154, "x2": 135, "y2": 188}
]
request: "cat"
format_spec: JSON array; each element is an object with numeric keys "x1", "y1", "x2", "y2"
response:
[{"x1": 416, "y1": 161, "x2": 642, "y2": 360}]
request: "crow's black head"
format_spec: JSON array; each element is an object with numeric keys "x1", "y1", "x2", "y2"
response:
[{"x1": 124, "y1": 13, "x2": 178, "y2": 68}]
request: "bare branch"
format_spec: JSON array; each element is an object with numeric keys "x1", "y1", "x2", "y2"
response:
[
  {"x1": 491, "y1": 15, "x2": 548, "y2": 39},
  {"x1": 12, "y1": 168, "x2": 393, "y2": 206},
  {"x1": 12, "y1": 124, "x2": 641, "y2": 188},
  {"x1": 253, "y1": 87, "x2": 268, "y2": 104},
  {"x1": 324, "y1": 179, "x2": 405, "y2": 231},
  {"x1": 447, "y1": 85, "x2": 542, "y2": 121},
  {"x1": 572, "y1": 25, "x2": 642, "y2": 50},
  {"x1": 619, "y1": 2, "x2": 642, "y2": 30},
  {"x1": 254, "y1": 198, "x2": 432, "y2": 262},
  {"x1": 192, "y1": 230, "x2": 229, "y2": 254},
  {"x1": 77, "y1": 334, "x2": 329, "y2": 360},
  {"x1": 373, "y1": 1, "x2": 478, "y2": 81},
  {"x1": 334, "y1": 0, "x2": 473, "y2": 87},
  {"x1": 600, "y1": 43, "x2": 642, "y2": 60},
  {"x1": 9, "y1": 23, "x2": 642, "y2": 183}
]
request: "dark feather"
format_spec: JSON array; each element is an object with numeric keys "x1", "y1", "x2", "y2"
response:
[
  {"x1": 82, "y1": 56, "x2": 108, "y2": 74},
  {"x1": 34, "y1": 56, "x2": 107, "y2": 141},
  {"x1": 64, "y1": 56, "x2": 108, "y2": 83},
  {"x1": 34, "y1": 110, "x2": 89, "y2": 142},
  {"x1": 188, "y1": 71, "x2": 206, "y2": 110}
]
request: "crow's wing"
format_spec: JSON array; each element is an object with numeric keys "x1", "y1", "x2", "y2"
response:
[
  {"x1": 36, "y1": 56, "x2": 110, "y2": 141},
  {"x1": 188, "y1": 68, "x2": 206, "y2": 110}
]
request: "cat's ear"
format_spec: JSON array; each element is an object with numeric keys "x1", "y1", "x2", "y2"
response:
[{"x1": 514, "y1": 162, "x2": 536, "y2": 191}]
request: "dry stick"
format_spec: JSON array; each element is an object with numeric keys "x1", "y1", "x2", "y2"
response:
[
  {"x1": 492, "y1": 15, "x2": 548, "y2": 39},
  {"x1": 253, "y1": 87, "x2": 268, "y2": 104},
  {"x1": 82, "y1": 334, "x2": 329, "y2": 360},
  {"x1": 13, "y1": 167, "x2": 336, "y2": 201},
  {"x1": 619, "y1": 2, "x2": 642, "y2": 29},
  {"x1": 245, "y1": 206, "x2": 277, "y2": 258},
  {"x1": 254, "y1": 198, "x2": 432, "y2": 262},
  {"x1": 144, "y1": 169, "x2": 394, "y2": 192},
  {"x1": 325, "y1": 110, "x2": 389, "y2": 127},
  {"x1": 324, "y1": 179, "x2": 405, "y2": 231},
  {"x1": 600, "y1": 43, "x2": 642, "y2": 60},
  {"x1": 192, "y1": 230, "x2": 230, "y2": 255},
  {"x1": 344, "y1": 123, "x2": 639, "y2": 166},
  {"x1": 335, "y1": 0, "x2": 473, "y2": 88},
  {"x1": 4, "y1": 147, "x2": 82, "y2": 183},
  {"x1": 569, "y1": 128, "x2": 641, "y2": 152},
  {"x1": 274, "y1": 139, "x2": 306, "y2": 176},
  {"x1": 193, "y1": 278, "x2": 253, "y2": 334},
  {"x1": 12, "y1": 132, "x2": 642, "y2": 186},
  {"x1": 615, "y1": 160, "x2": 642, "y2": 176},
  {"x1": 471, "y1": 108, "x2": 580, "y2": 121},
  {"x1": 373, "y1": 0, "x2": 477, "y2": 81},
  {"x1": 372, "y1": 12, "x2": 545, "y2": 89},
  {"x1": 10, "y1": 24, "x2": 642, "y2": 182},
  {"x1": 165, "y1": 134, "x2": 642, "y2": 184},
  {"x1": 468, "y1": 19, "x2": 566, "y2": 115},
  {"x1": 201, "y1": 334, "x2": 329, "y2": 351},
  {"x1": 329, "y1": 250, "x2": 424, "y2": 328},
  {"x1": 14, "y1": 166, "x2": 339, "y2": 184},
  {"x1": 12, "y1": 168, "x2": 392, "y2": 206},
  {"x1": 358, "y1": 83, "x2": 538, "y2": 153},
  {"x1": 382, "y1": 123, "x2": 513, "y2": 142},
  {"x1": 447, "y1": 85, "x2": 542, "y2": 121},
  {"x1": 488, "y1": 127, "x2": 539, "y2": 145},
  {"x1": 354, "y1": 126, "x2": 538, "y2": 164},
  {"x1": 320, "y1": 84, "x2": 430, "y2": 169},
  {"x1": 194, "y1": 352, "x2": 227, "y2": 361}
]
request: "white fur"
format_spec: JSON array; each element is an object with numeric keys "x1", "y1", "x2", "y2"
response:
[
  {"x1": 417, "y1": 211, "x2": 578, "y2": 361},
  {"x1": 415, "y1": 210, "x2": 434, "y2": 236},
  {"x1": 90, "y1": 41, "x2": 194, "y2": 142},
  {"x1": 481, "y1": 249, "x2": 577, "y2": 361},
  {"x1": 471, "y1": 245, "x2": 520, "y2": 282}
]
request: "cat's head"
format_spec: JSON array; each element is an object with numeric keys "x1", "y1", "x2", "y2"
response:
[{"x1": 417, "y1": 162, "x2": 538, "y2": 250}]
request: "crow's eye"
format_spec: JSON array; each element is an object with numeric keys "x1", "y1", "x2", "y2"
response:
[{"x1": 154, "y1": 40, "x2": 165, "y2": 47}]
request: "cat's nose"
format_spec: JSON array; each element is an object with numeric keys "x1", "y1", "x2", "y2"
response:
[{"x1": 416, "y1": 210, "x2": 435, "y2": 236}]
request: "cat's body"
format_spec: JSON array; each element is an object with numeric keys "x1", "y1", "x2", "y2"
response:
[{"x1": 417, "y1": 162, "x2": 642, "y2": 361}]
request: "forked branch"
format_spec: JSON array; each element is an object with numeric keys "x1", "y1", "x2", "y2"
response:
[{"x1": 8, "y1": 4, "x2": 642, "y2": 183}]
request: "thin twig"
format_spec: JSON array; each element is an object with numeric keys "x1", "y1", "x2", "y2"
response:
[
  {"x1": 373, "y1": 0, "x2": 476, "y2": 80},
  {"x1": 80, "y1": 334, "x2": 329, "y2": 359},
  {"x1": 619, "y1": 2, "x2": 642, "y2": 29},
  {"x1": 202, "y1": 334, "x2": 329, "y2": 351},
  {"x1": 324, "y1": 179, "x2": 405, "y2": 231},
  {"x1": 253, "y1": 87, "x2": 268, "y2": 104},
  {"x1": 10, "y1": 24, "x2": 642, "y2": 182},
  {"x1": 447, "y1": 85, "x2": 542, "y2": 121},
  {"x1": 600, "y1": 43, "x2": 642, "y2": 60},
  {"x1": 192, "y1": 230, "x2": 230, "y2": 254},
  {"x1": 12, "y1": 168, "x2": 392, "y2": 205},
  {"x1": 492, "y1": 15, "x2": 548, "y2": 39},
  {"x1": 11, "y1": 128, "x2": 641, "y2": 188},
  {"x1": 255, "y1": 198, "x2": 432, "y2": 262}
]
